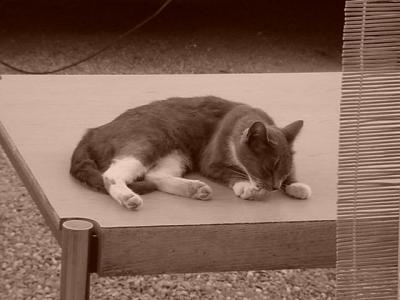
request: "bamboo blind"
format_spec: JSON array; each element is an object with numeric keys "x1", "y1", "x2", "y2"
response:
[{"x1": 337, "y1": 0, "x2": 400, "y2": 299}]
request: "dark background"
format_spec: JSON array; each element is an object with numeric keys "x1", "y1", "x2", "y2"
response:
[{"x1": 0, "y1": 0, "x2": 344, "y2": 74}]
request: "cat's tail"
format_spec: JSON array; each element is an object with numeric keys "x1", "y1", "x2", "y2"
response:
[
  {"x1": 70, "y1": 138, "x2": 157, "y2": 195},
  {"x1": 70, "y1": 138, "x2": 108, "y2": 194}
]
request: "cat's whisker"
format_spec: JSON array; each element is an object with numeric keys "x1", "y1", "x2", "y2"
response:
[
  {"x1": 248, "y1": 175, "x2": 264, "y2": 185},
  {"x1": 228, "y1": 168, "x2": 246, "y2": 175},
  {"x1": 231, "y1": 172, "x2": 248, "y2": 178},
  {"x1": 230, "y1": 170, "x2": 267, "y2": 189},
  {"x1": 229, "y1": 169, "x2": 249, "y2": 179},
  {"x1": 233, "y1": 174, "x2": 250, "y2": 181},
  {"x1": 253, "y1": 178, "x2": 271, "y2": 191},
  {"x1": 234, "y1": 175, "x2": 250, "y2": 181}
]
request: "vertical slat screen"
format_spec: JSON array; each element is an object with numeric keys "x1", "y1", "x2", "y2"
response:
[{"x1": 337, "y1": 0, "x2": 400, "y2": 299}]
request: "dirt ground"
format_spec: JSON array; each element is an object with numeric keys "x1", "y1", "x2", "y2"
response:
[{"x1": 0, "y1": 0, "x2": 342, "y2": 299}]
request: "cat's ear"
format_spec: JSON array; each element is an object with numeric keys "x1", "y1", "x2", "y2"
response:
[
  {"x1": 248, "y1": 122, "x2": 267, "y2": 141},
  {"x1": 241, "y1": 122, "x2": 277, "y2": 146},
  {"x1": 282, "y1": 120, "x2": 303, "y2": 143}
]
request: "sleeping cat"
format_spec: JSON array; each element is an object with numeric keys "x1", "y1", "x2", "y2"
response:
[{"x1": 70, "y1": 96, "x2": 311, "y2": 210}]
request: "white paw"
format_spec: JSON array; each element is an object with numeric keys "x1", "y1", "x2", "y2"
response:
[
  {"x1": 189, "y1": 181, "x2": 213, "y2": 201},
  {"x1": 120, "y1": 193, "x2": 143, "y2": 210},
  {"x1": 108, "y1": 184, "x2": 143, "y2": 210},
  {"x1": 285, "y1": 182, "x2": 311, "y2": 199},
  {"x1": 232, "y1": 181, "x2": 261, "y2": 200}
]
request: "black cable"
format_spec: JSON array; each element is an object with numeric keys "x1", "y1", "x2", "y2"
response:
[{"x1": 0, "y1": 0, "x2": 173, "y2": 74}]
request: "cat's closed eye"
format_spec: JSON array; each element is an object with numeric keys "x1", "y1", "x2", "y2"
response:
[
  {"x1": 273, "y1": 157, "x2": 280, "y2": 168},
  {"x1": 263, "y1": 167, "x2": 273, "y2": 176}
]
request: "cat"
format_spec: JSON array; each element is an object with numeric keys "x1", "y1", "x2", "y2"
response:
[{"x1": 70, "y1": 96, "x2": 311, "y2": 210}]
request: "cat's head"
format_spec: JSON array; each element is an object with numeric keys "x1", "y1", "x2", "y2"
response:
[{"x1": 235, "y1": 120, "x2": 303, "y2": 193}]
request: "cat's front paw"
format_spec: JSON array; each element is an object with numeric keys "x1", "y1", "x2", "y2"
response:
[
  {"x1": 232, "y1": 181, "x2": 261, "y2": 200},
  {"x1": 285, "y1": 182, "x2": 311, "y2": 199},
  {"x1": 189, "y1": 180, "x2": 213, "y2": 200}
]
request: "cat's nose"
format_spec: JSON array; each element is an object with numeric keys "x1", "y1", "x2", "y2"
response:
[{"x1": 272, "y1": 182, "x2": 281, "y2": 190}]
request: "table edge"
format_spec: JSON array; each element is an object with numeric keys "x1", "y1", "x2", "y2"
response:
[
  {"x1": 0, "y1": 121, "x2": 62, "y2": 243},
  {"x1": 95, "y1": 219, "x2": 336, "y2": 276}
]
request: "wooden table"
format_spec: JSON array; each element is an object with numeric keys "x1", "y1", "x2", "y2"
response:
[{"x1": 0, "y1": 73, "x2": 338, "y2": 299}]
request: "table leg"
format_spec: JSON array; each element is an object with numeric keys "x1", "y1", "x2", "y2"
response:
[{"x1": 60, "y1": 219, "x2": 93, "y2": 300}]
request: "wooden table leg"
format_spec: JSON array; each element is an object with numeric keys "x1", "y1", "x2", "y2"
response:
[{"x1": 60, "y1": 220, "x2": 93, "y2": 300}]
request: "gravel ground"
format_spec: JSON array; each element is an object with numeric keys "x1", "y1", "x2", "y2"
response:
[
  {"x1": 0, "y1": 0, "x2": 343, "y2": 74},
  {"x1": 0, "y1": 0, "x2": 340, "y2": 299}
]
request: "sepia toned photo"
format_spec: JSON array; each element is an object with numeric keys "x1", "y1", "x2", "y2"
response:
[{"x1": 0, "y1": 0, "x2": 399, "y2": 299}]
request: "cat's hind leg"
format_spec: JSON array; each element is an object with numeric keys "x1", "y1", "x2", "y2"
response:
[
  {"x1": 102, "y1": 156, "x2": 147, "y2": 209},
  {"x1": 145, "y1": 151, "x2": 212, "y2": 200}
]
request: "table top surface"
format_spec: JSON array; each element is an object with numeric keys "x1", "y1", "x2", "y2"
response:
[{"x1": 0, "y1": 73, "x2": 339, "y2": 229}]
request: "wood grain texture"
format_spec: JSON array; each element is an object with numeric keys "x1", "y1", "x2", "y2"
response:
[
  {"x1": 61, "y1": 220, "x2": 93, "y2": 300},
  {"x1": 98, "y1": 220, "x2": 336, "y2": 276}
]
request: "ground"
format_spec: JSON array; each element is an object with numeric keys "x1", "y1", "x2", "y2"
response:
[{"x1": 0, "y1": 0, "x2": 341, "y2": 298}]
